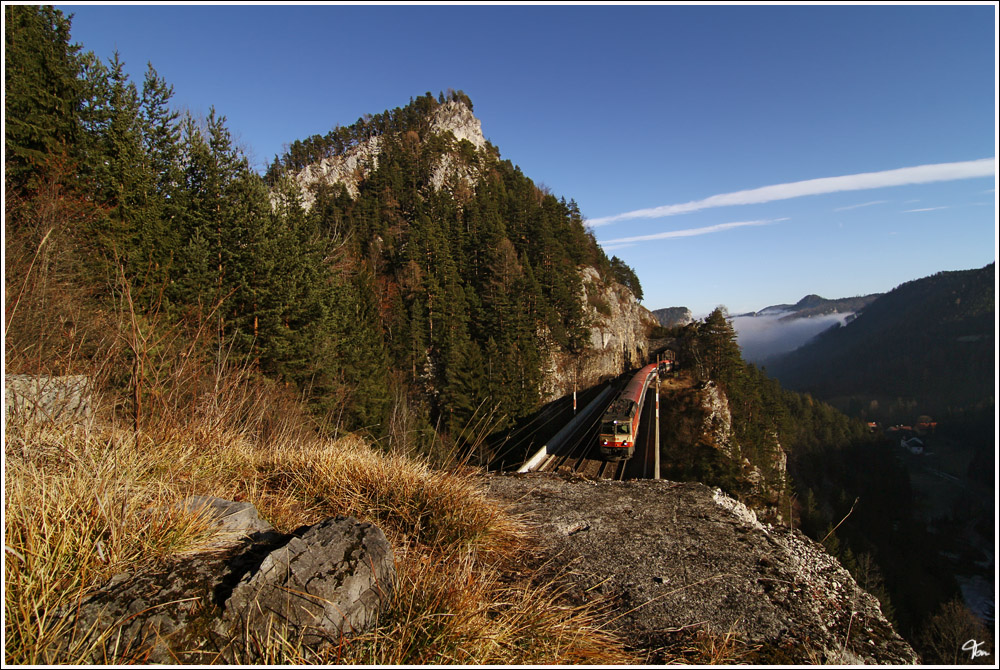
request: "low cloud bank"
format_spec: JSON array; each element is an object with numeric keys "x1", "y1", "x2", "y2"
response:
[{"x1": 732, "y1": 312, "x2": 852, "y2": 363}]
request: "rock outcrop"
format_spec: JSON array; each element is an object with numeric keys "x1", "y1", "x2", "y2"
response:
[
  {"x1": 5, "y1": 374, "x2": 93, "y2": 424},
  {"x1": 542, "y1": 266, "x2": 658, "y2": 401},
  {"x1": 224, "y1": 517, "x2": 394, "y2": 645},
  {"x1": 700, "y1": 380, "x2": 734, "y2": 455},
  {"x1": 479, "y1": 473, "x2": 918, "y2": 664},
  {"x1": 291, "y1": 100, "x2": 487, "y2": 211},
  {"x1": 428, "y1": 99, "x2": 486, "y2": 150},
  {"x1": 698, "y1": 380, "x2": 788, "y2": 495},
  {"x1": 651, "y1": 306, "x2": 693, "y2": 328},
  {"x1": 54, "y1": 499, "x2": 394, "y2": 664},
  {"x1": 657, "y1": 375, "x2": 787, "y2": 508},
  {"x1": 292, "y1": 134, "x2": 383, "y2": 209}
]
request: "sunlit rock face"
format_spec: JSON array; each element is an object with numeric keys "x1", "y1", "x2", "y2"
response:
[
  {"x1": 650, "y1": 306, "x2": 693, "y2": 328},
  {"x1": 541, "y1": 266, "x2": 658, "y2": 402},
  {"x1": 428, "y1": 100, "x2": 486, "y2": 150},
  {"x1": 290, "y1": 100, "x2": 487, "y2": 211},
  {"x1": 292, "y1": 134, "x2": 383, "y2": 208}
]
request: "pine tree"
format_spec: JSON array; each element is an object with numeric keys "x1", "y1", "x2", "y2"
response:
[
  {"x1": 610, "y1": 255, "x2": 643, "y2": 301},
  {"x1": 699, "y1": 307, "x2": 744, "y2": 391},
  {"x1": 88, "y1": 53, "x2": 156, "y2": 270},
  {"x1": 138, "y1": 63, "x2": 183, "y2": 281},
  {"x1": 4, "y1": 4, "x2": 83, "y2": 191},
  {"x1": 171, "y1": 115, "x2": 218, "y2": 311}
]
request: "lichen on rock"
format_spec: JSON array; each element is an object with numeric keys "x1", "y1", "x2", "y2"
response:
[{"x1": 478, "y1": 473, "x2": 918, "y2": 665}]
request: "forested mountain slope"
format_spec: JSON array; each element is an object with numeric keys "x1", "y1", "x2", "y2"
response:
[
  {"x1": 5, "y1": 4, "x2": 646, "y2": 463},
  {"x1": 264, "y1": 91, "x2": 652, "y2": 448}
]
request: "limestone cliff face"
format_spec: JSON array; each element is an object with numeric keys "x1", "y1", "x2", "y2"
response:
[
  {"x1": 291, "y1": 100, "x2": 487, "y2": 210},
  {"x1": 292, "y1": 135, "x2": 382, "y2": 208},
  {"x1": 700, "y1": 380, "x2": 733, "y2": 453},
  {"x1": 650, "y1": 306, "x2": 693, "y2": 328},
  {"x1": 427, "y1": 99, "x2": 486, "y2": 150},
  {"x1": 658, "y1": 376, "x2": 787, "y2": 509},
  {"x1": 703, "y1": 381, "x2": 789, "y2": 497},
  {"x1": 541, "y1": 266, "x2": 658, "y2": 401}
]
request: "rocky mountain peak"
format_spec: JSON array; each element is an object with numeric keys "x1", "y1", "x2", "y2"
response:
[
  {"x1": 651, "y1": 306, "x2": 693, "y2": 328},
  {"x1": 429, "y1": 99, "x2": 486, "y2": 151},
  {"x1": 289, "y1": 98, "x2": 489, "y2": 211}
]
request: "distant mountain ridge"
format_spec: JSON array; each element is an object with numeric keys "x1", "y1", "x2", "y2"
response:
[
  {"x1": 738, "y1": 293, "x2": 881, "y2": 321},
  {"x1": 766, "y1": 264, "x2": 995, "y2": 420},
  {"x1": 729, "y1": 293, "x2": 880, "y2": 363}
]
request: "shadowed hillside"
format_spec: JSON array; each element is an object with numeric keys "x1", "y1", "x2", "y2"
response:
[{"x1": 767, "y1": 264, "x2": 994, "y2": 423}]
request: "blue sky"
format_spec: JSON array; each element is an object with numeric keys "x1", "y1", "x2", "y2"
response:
[{"x1": 55, "y1": 2, "x2": 997, "y2": 316}]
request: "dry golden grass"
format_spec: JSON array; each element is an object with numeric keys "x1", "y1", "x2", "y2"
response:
[
  {"x1": 4, "y1": 389, "x2": 633, "y2": 665},
  {"x1": 4, "y1": 420, "x2": 221, "y2": 664},
  {"x1": 4, "y1": 240, "x2": 632, "y2": 664},
  {"x1": 642, "y1": 623, "x2": 763, "y2": 665}
]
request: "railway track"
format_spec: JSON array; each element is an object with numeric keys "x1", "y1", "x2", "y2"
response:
[
  {"x1": 535, "y1": 394, "x2": 636, "y2": 480},
  {"x1": 533, "y1": 372, "x2": 660, "y2": 481},
  {"x1": 539, "y1": 449, "x2": 627, "y2": 480},
  {"x1": 519, "y1": 363, "x2": 691, "y2": 481}
]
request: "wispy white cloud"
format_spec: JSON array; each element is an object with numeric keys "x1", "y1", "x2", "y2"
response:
[
  {"x1": 834, "y1": 200, "x2": 888, "y2": 211},
  {"x1": 599, "y1": 218, "x2": 786, "y2": 246},
  {"x1": 903, "y1": 206, "x2": 949, "y2": 213},
  {"x1": 587, "y1": 158, "x2": 995, "y2": 227}
]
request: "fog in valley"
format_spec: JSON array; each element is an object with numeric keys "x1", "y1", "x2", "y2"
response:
[{"x1": 731, "y1": 312, "x2": 853, "y2": 363}]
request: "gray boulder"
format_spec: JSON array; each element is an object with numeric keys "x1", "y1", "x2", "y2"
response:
[
  {"x1": 223, "y1": 516, "x2": 395, "y2": 646},
  {"x1": 5, "y1": 374, "x2": 93, "y2": 423},
  {"x1": 51, "y1": 540, "x2": 259, "y2": 663},
  {"x1": 479, "y1": 474, "x2": 918, "y2": 664},
  {"x1": 52, "y1": 509, "x2": 393, "y2": 663},
  {"x1": 182, "y1": 495, "x2": 276, "y2": 539}
]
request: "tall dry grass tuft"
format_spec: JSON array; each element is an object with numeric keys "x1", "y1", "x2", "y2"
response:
[
  {"x1": 207, "y1": 436, "x2": 632, "y2": 664},
  {"x1": 4, "y1": 419, "x2": 221, "y2": 664},
  {"x1": 6, "y1": 412, "x2": 632, "y2": 664}
]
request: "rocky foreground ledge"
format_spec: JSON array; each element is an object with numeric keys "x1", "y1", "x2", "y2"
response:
[{"x1": 478, "y1": 473, "x2": 918, "y2": 665}]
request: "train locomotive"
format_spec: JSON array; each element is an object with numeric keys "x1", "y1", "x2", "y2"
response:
[{"x1": 598, "y1": 363, "x2": 659, "y2": 460}]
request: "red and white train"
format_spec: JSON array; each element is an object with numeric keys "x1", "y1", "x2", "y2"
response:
[{"x1": 598, "y1": 363, "x2": 659, "y2": 460}]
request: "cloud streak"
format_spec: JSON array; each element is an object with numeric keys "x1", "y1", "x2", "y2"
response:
[
  {"x1": 834, "y1": 200, "x2": 889, "y2": 211},
  {"x1": 599, "y1": 218, "x2": 786, "y2": 246},
  {"x1": 587, "y1": 158, "x2": 995, "y2": 227},
  {"x1": 599, "y1": 243, "x2": 636, "y2": 252},
  {"x1": 903, "y1": 206, "x2": 949, "y2": 213}
]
